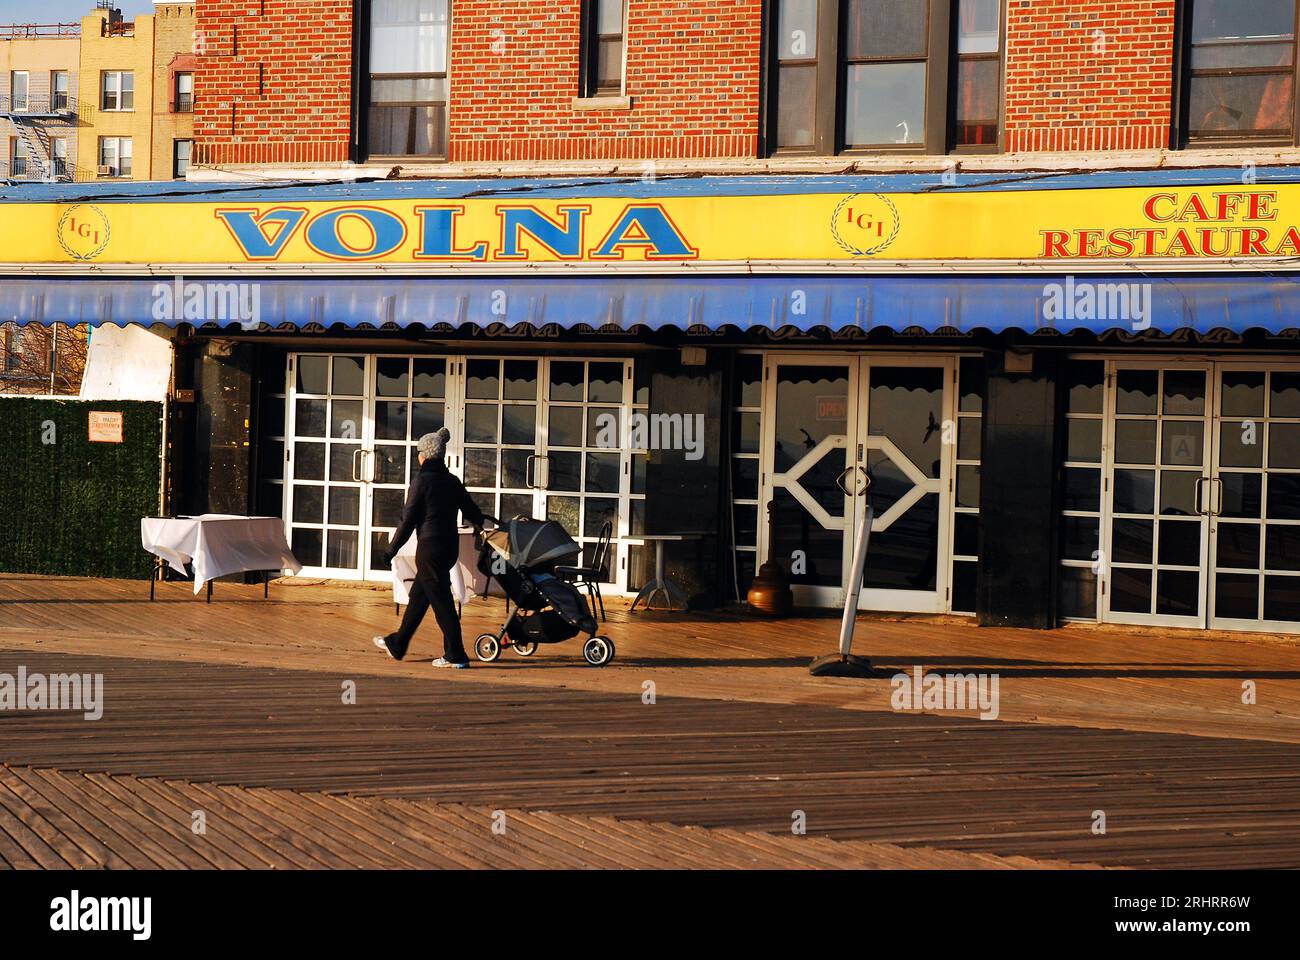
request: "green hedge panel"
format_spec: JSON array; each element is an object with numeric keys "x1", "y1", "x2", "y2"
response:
[{"x1": 0, "y1": 399, "x2": 163, "y2": 580}]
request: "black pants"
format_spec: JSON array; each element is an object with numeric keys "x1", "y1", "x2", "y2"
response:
[{"x1": 392, "y1": 540, "x2": 468, "y2": 663}]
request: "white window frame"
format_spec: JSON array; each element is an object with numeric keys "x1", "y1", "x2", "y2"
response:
[
  {"x1": 101, "y1": 71, "x2": 134, "y2": 111},
  {"x1": 98, "y1": 136, "x2": 132, "y2": 177},
  {"x1": 9, "y1": 71, "x2": 29, "y2": 112},
  {"x1": 173, "y1": 138, "x2": 192, "y2": 178},
  {"x1": 51, "y1": 70, "x2": 69, "y2": 111}
]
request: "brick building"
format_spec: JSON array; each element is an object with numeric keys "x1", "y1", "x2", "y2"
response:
[
  {"x1": 189, "y1": 0, "x2": 1300, "y2": 176},
  {"x1": 7, "y1": 0, "x2": 1300, "y2": 640}
]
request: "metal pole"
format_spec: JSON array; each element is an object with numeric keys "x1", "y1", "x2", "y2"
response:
[{"x1": 838, "y1": 502, "x2": 874, "y2": 656}]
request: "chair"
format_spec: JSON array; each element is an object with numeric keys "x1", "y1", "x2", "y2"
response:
[{"x1": 557, "y1": 520, "x2": 612, "y2": 622}]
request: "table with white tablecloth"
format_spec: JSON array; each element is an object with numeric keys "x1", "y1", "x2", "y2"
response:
[
  {"x1": 141, "y1": 515, "x2": 302, "y2": 599},
  {"x1": 390, "y1": 529, "x2": 491, "y2": 608}
]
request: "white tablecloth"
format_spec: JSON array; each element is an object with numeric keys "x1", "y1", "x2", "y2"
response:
[
  {"x1": 141, "y1": 515, "x2": 302, "y2": 595},
  {"x1": 391, "y1": 530, "x2": 489, "y2": 606}
]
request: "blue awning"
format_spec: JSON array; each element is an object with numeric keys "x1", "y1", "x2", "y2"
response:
[{"x1": 4, "y1": 273, "x2": 1300, "y2": 336}]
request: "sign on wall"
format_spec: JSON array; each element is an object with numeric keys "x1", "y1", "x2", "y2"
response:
[
  {"x1": 9, "y1": 185, "x2": 1300, "y2": 267},
  {"x1": 88, "y1": 411, "x2": 124, "y2": 444}
]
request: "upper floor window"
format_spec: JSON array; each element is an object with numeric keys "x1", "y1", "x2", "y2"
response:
[
  {"x1": 51, "y1": 70, "x2": 69, "y2": 111},
  {"x1": 174, "y1": 139, "x2": 192, "y2": 179},
  {"x1": 102, "y1": 71, "x2": 134, "y2": 111},
  {"x1": 366, "y1": 0, "x2": 449, "y2": 159},
  {"x1": 1181, "y1": 0, "x2": 1298, "y2": 146},
  {"x1": 50, "y1": 137, "x2": 67, "y2": 177},
  {"x1": 9, "y1": 71, "x2": 29, "y2": 112},
  {"x1": 175, "y1": 72, "x2": 193, "y2": 113},
  {"x1": 581, "y1": 0, "x2": 627, "y2": 97},
  {"x1": 98, "y1": 136, "x2": 132, "y2": 177},
  {"x1": 767, "y1": 0, "x2": 1003, "y2": 155}
]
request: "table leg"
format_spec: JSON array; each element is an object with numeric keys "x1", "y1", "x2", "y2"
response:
[
  {"x1": 263, "y1": 571, "x2": 269, "y2": 599},
  {"x1": 631, "y1": 542, "x2": 669, "y2": 613},
  {"x1": 150, "y1": 559, "x2": 158, "y2": 601},
  {"x1": 206, "y1": 580, "x2": 213, "y2": 604}
]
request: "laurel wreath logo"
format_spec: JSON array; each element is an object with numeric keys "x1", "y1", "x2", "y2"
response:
[
  {"x1": 831, "y1": 193, "x2": 900, "y2": 257},
  {"x1": 57, "y1": 204, "x2": 111, "y2": 261}
]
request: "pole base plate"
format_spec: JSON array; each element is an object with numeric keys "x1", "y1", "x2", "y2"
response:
[{"x1": 808, "y1": 653, "x2": 877, "y2": 678}]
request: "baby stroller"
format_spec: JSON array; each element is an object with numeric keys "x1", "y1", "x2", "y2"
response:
[{"x1": 473, "y1": 515, "x2": 616, "y2": 667}]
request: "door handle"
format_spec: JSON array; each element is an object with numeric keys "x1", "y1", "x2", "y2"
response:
[
  {"x1": 525, "y1": 454, "x2": 537, "y2": 489},
  {"x1": 352, "y1": 447, "x2": 364, "y2": 483},
  {"x1": 834, "y1": 466, "x2": 855, "y2": 496},
  {"x1": 1194, "y1": 477, "x2": 1209, "y2": 515},
  {"x1": 1210, "y1": 477, "x2": 1223, "y2": 515},
  {"x1": 856, "y1": 466, "x2": 871, "y2": 496}
]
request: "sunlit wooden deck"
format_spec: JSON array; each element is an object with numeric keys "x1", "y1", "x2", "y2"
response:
[{"x1": 2, "y1": 573, "x2": 1299, "y2": 869}]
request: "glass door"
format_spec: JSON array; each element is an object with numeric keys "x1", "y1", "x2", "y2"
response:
[
  {"x1": 1208, "y1": 364, "x2": 1300, "y2": 631},
  {"x1": 286, "y1": 354, "x2": 374, "y2": 580},
  {"x1": 365, "y1": 355, "x2": 456, "y2": 578},
  {"x1": 857, "y1": 361, "x2": 951, "y2": 614},
  {"x1": 1100, "y1": 362, "x2": 1213, "y2": 628},
  {"x1": 761, "y1": 357, "x2": 857, "y2": 608},
  {"x1": 758, "y1": 355, "x2": 954, "y2": 612},
  {"x1": 459, "y1": 356, "x2": 635, "y2": 593}
]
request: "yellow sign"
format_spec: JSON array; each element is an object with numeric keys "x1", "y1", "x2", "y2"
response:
[{"x1": 4, "y1": 184, "x2": 1300, "y2": 266}]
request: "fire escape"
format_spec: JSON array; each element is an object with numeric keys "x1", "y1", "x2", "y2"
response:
[{"x1": 1, "y1": 21, "x2": 82, "y2": 183}]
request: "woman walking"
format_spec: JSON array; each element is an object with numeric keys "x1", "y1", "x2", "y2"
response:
[{"x1": 372, "y1": 427, "x2": 484, "y2": 668}]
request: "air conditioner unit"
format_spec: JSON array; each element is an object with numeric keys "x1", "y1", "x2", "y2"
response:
[{"x1": 97, "y1": 164, "x2": 115, "y2": 177}]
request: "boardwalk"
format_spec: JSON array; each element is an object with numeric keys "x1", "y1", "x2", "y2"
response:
[{"x1": 2, "y1": 573, "x2": 1300, "y2": 868}]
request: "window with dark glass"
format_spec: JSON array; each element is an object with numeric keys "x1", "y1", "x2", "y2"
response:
[
  {"x1": 1181, "y1": 0, "x2": 1299, "y2": 145},
  {"x1": 51, "y1": 70, "x2": 69, "y2": 111},
  {"x1": 952, "y1": 0, "x2": 1001, "y2": 147},
  {"x1": 367, "y1": 0, "x2": 449, "y2": 158},
  {"x1": 767, "y1": 0, "x2": 1002, "y2": 155},
  {"x1": 175, "y1": 72, "x2": 193, "y2": 113},
  {"x1": 173, "y1": 139, "x2": 192, "y2": 179},
  {"x1": 581, "y1": 0, "x2": 626, "y2": 97}
]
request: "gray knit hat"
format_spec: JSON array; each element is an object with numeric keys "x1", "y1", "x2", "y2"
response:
[{"x1": 417, "y1": 427, "x2": 451, "y2": 460}]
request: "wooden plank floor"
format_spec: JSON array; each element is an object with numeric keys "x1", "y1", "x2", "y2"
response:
[
  {"x1": 3, "y1": 574, "x2": 1300, "y2": 869},
  {"x1": 3, "y1": 573, "x2": 1300, "y2": 744},
  {"x1": 0, "y1": 766, "x2": 1087, "y2": 870},
  {"x1": 1, "y1": 647, "x2": 1298, "y2": 868}
]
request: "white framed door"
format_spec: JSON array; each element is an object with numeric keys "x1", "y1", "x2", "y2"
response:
[
  {"x1": 1206, "y1": 362, "x2": 1300, "y2": 632},
  {"x1": 285, "y1": 353, "x2": 378, "y2": 580},
  {"x1": 285, "y1": 352, "x2": 458, "y2": 580},
  {"x1": 451, "y1": 355, "x2": 638, "y2": 594},
  {"x1": 1092, "y1": 358, "x2": 1300, "y2": 633},
  {"x1": 1099, "y1": 360, "x2": 1214, "y2": 628},
  {"x1": 757, "y1": 354, "x2": 955, "y2": 613}
]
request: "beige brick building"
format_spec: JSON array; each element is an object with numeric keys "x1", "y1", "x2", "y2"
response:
[
  {"x1": 76, "y1": 2, "x2": 194, "y2": 181},
  {"x1": 0, "y1": 23, "x2": 81, "y2": 181}
]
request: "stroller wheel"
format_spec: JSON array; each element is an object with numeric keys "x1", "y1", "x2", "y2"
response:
[
  {"x1": 512, "y1": 641, "x2": 538, "y2": 657},
  {"x1": 582, "y1": 635, "x2": 615, "y2": 667},
  {"x1": 474, "y1": 633, "x2": 502, "y2": 663}
]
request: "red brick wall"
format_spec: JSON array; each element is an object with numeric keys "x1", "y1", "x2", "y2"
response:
[
  {"x1": 449, "y1": 0, "x2": 762, "y2": 162},
  {"x1": 190, "y1": 0, "x2": 1187, "y2": 167},
  {"x1": 1003, "y1": 0, "x2": 1176, "y2": 152},
  {"x1": 193, "y1": 0, "x2": 354, "y2": 165}
]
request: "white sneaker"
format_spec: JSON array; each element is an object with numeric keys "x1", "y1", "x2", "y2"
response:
[{"x1": 432, "y1": 657, "x2": 469, "y2": 669}]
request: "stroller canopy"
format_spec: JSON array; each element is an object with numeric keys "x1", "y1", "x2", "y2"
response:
[{"x1": 486, "y1": 518, "x2": 580, "y2": 570}]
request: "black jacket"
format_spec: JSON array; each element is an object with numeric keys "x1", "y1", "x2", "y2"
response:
[{"x1": 385, "y1": 458, "x2": 485, "y2": 566}]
